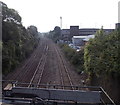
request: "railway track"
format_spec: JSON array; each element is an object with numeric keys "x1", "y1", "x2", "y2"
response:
[
  {"x1": 4, "y1": 38, "x2": 85, "y2": 90},
  {"x1": 19, "y1": 41, "x2": 45, "y2": 83},
  {"x1": 27, "y1": 39, "x2": 74, "y2": 90},
  {"x1": 3, "y1": 39, "x2": 47, "y2": 87},
  {"x1": 28, "y1": 45, "x2": 48, "y2": 88},
  {"x1": 54, "y1": 44, "x2": 74, "y2": 90}
]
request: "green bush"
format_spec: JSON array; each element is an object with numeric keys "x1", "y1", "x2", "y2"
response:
[{"x1": 84, "y1": 29, "x2": 120, "y2": 77}]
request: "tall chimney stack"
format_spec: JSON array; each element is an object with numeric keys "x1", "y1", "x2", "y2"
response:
[{"x1": 60, "y1": 17, "x2": 62, "y2": 29}]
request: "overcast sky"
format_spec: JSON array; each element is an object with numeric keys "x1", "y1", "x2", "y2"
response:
[{"x1": 1, "y1": 0, "x2": 120, "y2": 32}]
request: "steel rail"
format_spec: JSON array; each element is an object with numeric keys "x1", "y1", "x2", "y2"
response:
[
  {"x1": 16, "y1": 41, "x2": 44, "y2": 82},
  {"x1": 37, "y1": 46, "x2": 48, "y2": 87},
  {"x1": 54, "y1": 45, "x2": 64, "y2": 89},
  {"x1": 28, "y1": 55, "x2": 44, "y2": 87},
  {"x1": 3, "y1": 41, "x2": 44, "y2": 88},
  {"x1": 55, "y1": 46, "x2": 74, "y2": 90},
  {"x1": 28, "y1": 45, "x2": 48, "y2": 88}
]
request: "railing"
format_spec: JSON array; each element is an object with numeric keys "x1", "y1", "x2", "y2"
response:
[
  {"x1": 100, "y1": 87, "x2": 116, "y2": 105},
  {"x1": 2, "y1": 80, "x2": 116, "y2": 105}
]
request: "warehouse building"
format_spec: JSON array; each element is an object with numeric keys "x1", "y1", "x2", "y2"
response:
[
  {"x1": 61, "y1": 25, "x2": 115, "y2": 42},
  {"x1": 72, "y1": 35, "x2": 95, "y2": 46}
]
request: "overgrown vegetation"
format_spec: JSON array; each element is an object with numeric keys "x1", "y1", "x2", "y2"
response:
[
  {"x1": 59, "y1": 44, "x2": 84, "y2": 73},
  {"x1": 2, "y1": 2, "x2": 39, "y2": 75},
  {"x1": 84, "y1": 28, "x2": 120, "y2": 104},
  {"x1": 84, "y1": 28, "x2": 120, "y2": 78}
]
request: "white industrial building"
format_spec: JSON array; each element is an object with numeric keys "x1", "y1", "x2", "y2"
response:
[
  {"x1": 72, "y1": 35, "x2": 95, "y2": 46},
  {"x1": 72, "y1": 36, "x2": 87, "y2": 46}
]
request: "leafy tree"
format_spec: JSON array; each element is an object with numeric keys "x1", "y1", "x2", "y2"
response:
[
  {"x1": 50, "y1": 26, "x2": 61, "y2": 42},
  {"x1": 2, "y1": 2, "x2": 39, "y2": 75},
  {"x1": 2, "y1": 1, "x2": 21, "y2": 23},
  {"x1": 84, "y1": 28, "x2": 120, "y2": 77},
  {"x1": 27, "y1": 25, "x2": 38, "y2": 37}
]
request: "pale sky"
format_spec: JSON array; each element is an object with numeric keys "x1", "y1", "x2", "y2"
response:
[{"x1": 1, "y1": 0, "x2": 120, "y2": 32}]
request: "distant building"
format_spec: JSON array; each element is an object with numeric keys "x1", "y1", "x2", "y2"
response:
[
  {"x1": 79, "y1": 28, "x2": 99, "y2": 36},
  {"x1": 72, "y1": 35, "x2": 95, "y2": 46},
  {"x1": 72, "y1": 36, "x2": 87, "y2": 46},
  {"x1": 61, "y1": 25, "x2": 114, "y2": 42},
  {"x1": 70, "y1": 26, "x2": 79, "y2": 36}
]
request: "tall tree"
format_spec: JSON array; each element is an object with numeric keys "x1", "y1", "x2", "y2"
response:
[
  {"x1": 84, "y1": 28, "x2": 120, "y2": 76},
  {"x1": 2, "y1": 2, "x2": 39, "y2": 75},
  {"x1": 52, "y1": 26, "x2": 61, "y2": 42}
]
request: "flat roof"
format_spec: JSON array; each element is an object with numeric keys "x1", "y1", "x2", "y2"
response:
[
  {"x1": 73, "y1": 35, "x2": 95, "y2": 41},
  {"x1": 73, "y1": 36, "x2": 87, "y2": 39}
]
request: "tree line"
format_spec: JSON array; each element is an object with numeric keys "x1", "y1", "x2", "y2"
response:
[{"x1": 2, "y1": 2, "x2": 39, "y2": 75}]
